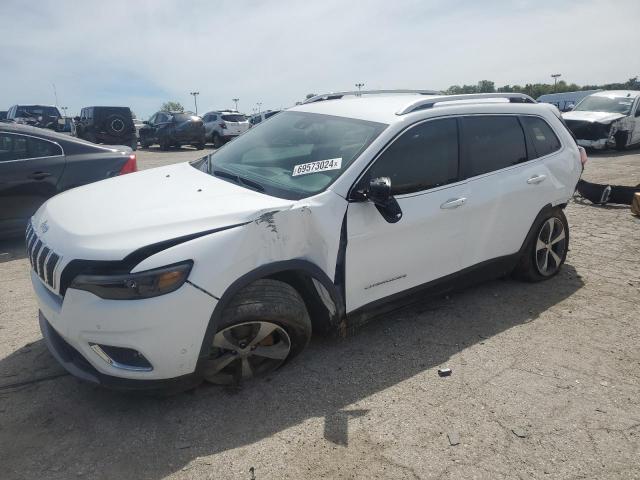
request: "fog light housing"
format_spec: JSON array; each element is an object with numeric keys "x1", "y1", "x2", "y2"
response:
[{"x1": 90, "y1": 344, "x2": 153, "y2": 371}]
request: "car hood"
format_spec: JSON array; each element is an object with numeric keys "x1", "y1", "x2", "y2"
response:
[
  {"x1": 562, "y1": 110, "x2": 627, "y2": 124},
  {"x1": 32, "y1": 162, "x2": 293, "y2": 261}
]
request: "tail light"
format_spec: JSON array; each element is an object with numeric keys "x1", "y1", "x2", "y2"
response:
[
  {"x1": 219, "y1": 122, "x2": 227, "y2": 129},
  {"x1": 578, "y1": 146, "x2": 588, "y2": 166},
  {"x1": 119, "y1": 154, "x2": 137, "y2": 175}
]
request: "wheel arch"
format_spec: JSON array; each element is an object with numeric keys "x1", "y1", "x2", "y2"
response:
[
  {"x1": 196, "y1": 260, "x2": 344, "y2": 367},
  {"x1": 517, "y1": 202, "x2": 558, "y2": 256}
]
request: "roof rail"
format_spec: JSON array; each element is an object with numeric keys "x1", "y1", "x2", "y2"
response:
[
  {"x1": 303, "y1": 89, "x2": 441, "y2": 104},
  {"x1": 396, "y1": 93, "x2": 536, "y2": 115}
]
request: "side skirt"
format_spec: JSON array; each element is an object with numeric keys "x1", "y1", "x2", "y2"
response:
[{"x1": 344, "y1": 253, "x2": 521, "y2": 335}]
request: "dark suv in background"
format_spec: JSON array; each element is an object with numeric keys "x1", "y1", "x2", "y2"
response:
[
  {"x1": 7, "y1": 105, "x2": 64, "y2": 132},
  {"x1": 139, "y1": 111, "x2": 205, "y2": 150},
  {"x1": 75, "y1": 106, "x2": 137, "y2": 150}
]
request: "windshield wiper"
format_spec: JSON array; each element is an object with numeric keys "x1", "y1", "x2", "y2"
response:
[{"x1": 213, "y1": 169, "x2": 265, "y2": 192}]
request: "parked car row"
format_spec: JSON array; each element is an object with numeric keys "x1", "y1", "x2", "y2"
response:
[{"x1": 1, "y1": 102, "x2": 284, "y2": 152}]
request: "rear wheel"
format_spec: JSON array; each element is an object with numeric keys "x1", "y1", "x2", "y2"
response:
[
  {"x1": 212, "y1": 133, "x2": 223, "y2": 149},
  {"x1": 202, "y1": 279, "x2": 312, "y2": 385},
  {"x1": 513, "y1": 209, "x2": 569, "y2": 282},
  {"x1": 159, "y1": 137, "x2": 171, "y2": 151}
]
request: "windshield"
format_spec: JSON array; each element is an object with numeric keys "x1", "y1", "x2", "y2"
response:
[
  {"x1": 197, "y1": 111, "x2": 386, "y2": 199},
  {"x1": 574, "y1": 95, "x2": 634, "y2": 115},
  {"x1": 221, "y1": 114, "x2": 247, "y2": 122}
]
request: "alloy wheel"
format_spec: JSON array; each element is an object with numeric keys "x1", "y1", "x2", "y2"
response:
[
  {"x1": 204, "y1": 321, "x2": 291, "y2": 384},
  {"x1": 535, "y1": 217, "x2": 566, "y2": 276}
]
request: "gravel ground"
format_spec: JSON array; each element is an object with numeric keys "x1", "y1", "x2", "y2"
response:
[{"x1": 0, "y1": 147, "x2": 639, "y2": 480}]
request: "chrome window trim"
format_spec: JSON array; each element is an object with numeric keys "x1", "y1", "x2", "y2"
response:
[{"x1": 0, "y1": 131, "x2": 65, "y2": 163}]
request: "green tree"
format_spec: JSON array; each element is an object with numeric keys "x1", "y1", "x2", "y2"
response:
[
  {"x1": 160, "y1": 101, "x2": 184, "y2": 112},
  {"x1": 477, "y1": 80, "x2": 495, "y2": 93}
]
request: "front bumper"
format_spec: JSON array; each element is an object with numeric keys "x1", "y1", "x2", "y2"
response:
[
  {"x1": 32, "y1": 270, "x2": 217, "y2": 388},
  {"x1": 576, "y1": 138, "x2": 611, "y2": 150},
  {"x1": 39, "y1": 312, "x2": 201, "y2": 391}
]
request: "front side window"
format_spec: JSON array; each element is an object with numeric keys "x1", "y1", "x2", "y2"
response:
[
  {"x1": 198, "y1": 111, "x2": 386, "y2": 199},
  {"x1": 461, "y1": 116, "x2": 527, "y2": 178},
  {"x1": 365, "y1": 118, "x2": 459, "y2": 195},
  {"x1": 574, "y1": 95, "x2": 634, "y2": 115},
  {"x1": 521, "y1": 116, "x2": 561, "y2": 159}
]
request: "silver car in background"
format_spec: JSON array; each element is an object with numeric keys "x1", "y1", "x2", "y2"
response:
[{"x1": 202, "y1": 110, "x2": 250, "y2": 148}]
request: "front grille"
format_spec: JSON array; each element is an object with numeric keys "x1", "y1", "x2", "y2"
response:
[
  {"x1": 564, "y1": 120, "x2": 612, "y2": 141},
  {"x1": 25, "y1": 222, "x2": 62, "y2": 291}
]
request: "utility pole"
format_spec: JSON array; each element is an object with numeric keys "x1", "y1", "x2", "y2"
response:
[
  {"x1": 355, "y1": 83, "x2": 364, "y2": 95},
  {"x1": 257, "y1": 102, "x2": 262, "y2": 113},
  {"x1": 190, "y1": 91, "x2": 200, "y2": 115},
  {"x1": 551, "y1": 74, "x2": 561, "y2": 92},
  {"x1": 232, "y1": 98, "x2": 239, "y2": 111},
  {"x1": 51, "y1": 83, "x2": 59, "y2": 106}
]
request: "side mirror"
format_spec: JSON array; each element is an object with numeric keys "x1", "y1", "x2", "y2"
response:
[
  {"x1": 367, "y1": 177, "x2": 392, "y2": 204},
  {"x1": 74, "y1": 116, "x2": 80, "y2": 122},
  {"x1": 365, "y1": 177, "x2": 402, "y2": 223},
  {"x1": 566, "y1": 104, "x2": 575, "y2": 111}
]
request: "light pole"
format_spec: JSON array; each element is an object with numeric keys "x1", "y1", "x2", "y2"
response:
[
  {"x1": 355, "y1": 83, "x2": 364, "y2": 95},
  {"x1": 551, "y1": 74, "x2": 561, "y2": 92},
  {"x1": 257, "y1": 102, "x2": 262, "y2": 113},
  {"x1": 190, "y1": 91, "x2": 200, "y2": 115},
  {"x1": 232, "y1": 98, "x2": 239, "y2": 111}
]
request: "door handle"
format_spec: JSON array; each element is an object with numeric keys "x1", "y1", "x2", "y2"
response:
[
  {"x1": 440, "y1": 197, "x2": 467, "y2": 209},
  {"x1": 527, "y1": 174, "x2": 547, "y2": 184},
  {"x1": 29, "y1": 171, "x2": 52, "y2": 180}
]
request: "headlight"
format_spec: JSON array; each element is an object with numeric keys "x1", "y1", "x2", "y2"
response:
[{"x1": 70, "y1": 261, "x2": 193, "y2": 300}]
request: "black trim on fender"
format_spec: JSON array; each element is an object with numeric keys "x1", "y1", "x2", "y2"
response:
[
  {"x1": 195, "y1": 260, "x2": 344, "y2": 367},
  {"x1": 59, "y1": 222, "x2": 249, "y2": 295}
]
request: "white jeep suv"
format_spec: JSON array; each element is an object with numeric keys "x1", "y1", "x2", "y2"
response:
[{"x1": 28, "y1": 90, "x2": 584, "y2": 391}]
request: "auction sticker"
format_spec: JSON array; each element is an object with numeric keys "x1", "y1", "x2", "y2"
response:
[{"x1": 292, "y1": 158, "x2": 342, "y2": 176}]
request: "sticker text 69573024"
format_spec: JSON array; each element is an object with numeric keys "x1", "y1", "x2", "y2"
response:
[{"x1": 292, "y1": 158, "x2": 342, "y2": 177}]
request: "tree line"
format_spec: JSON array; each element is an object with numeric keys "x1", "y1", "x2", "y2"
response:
[{"x1": 445, "y1": 77, "x2": 639, "y2": 99}]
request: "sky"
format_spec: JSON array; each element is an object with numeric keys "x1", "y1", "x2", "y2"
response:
[{"x1": 1, "y1": 0, "x2": 639, "y2": 119}]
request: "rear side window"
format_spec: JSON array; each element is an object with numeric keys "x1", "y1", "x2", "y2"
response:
[
  {"x1": 0, "y1": 133, "x2": 62, "y2": 161},
  {"x1": 366, "y1": 118, "x2": 459, "y2": 195},
  {"x1": 461, "y1": 116, "x2": 527, "y2": 178},
  {"x1": 520, "y1": 116, "x2": 561, "y2": 158}
]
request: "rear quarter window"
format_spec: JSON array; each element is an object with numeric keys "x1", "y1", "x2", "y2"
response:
[{"x1": 520, "y1": 116, "x2": 561, "y2": 159}]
